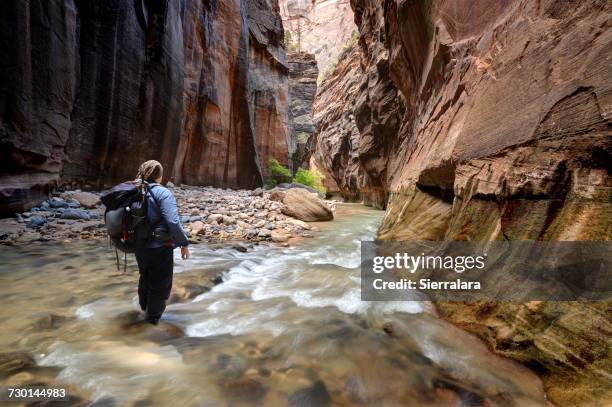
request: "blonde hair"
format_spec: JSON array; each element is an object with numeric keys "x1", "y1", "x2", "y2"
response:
[{"x1": 136, "y1": 160, "x2": 163, "y2": 183}]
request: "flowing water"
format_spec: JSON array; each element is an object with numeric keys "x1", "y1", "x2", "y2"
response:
[{"x1": 0, "y1": 204, "x2": 547, "y2": 406}]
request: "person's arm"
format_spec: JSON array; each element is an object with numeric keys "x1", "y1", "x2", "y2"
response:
[{"x1": 157, "y1": 189, "x2": 189, "y2": 248}]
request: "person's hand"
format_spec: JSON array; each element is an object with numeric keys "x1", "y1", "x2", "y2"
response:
[{"x1": 181, "y1": 246, "x2": 190, "y2": 260}]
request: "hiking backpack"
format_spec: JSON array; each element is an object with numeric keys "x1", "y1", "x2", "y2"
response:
[{"x1": 101, "y1": 181, "x2": 159, "y2": 270}]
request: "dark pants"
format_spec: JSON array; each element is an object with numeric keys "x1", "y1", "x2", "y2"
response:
[{"x1": 135, "y1": 246, "x2": 173, "y2": 324}]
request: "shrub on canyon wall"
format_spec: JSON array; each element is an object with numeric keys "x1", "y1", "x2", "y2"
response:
[{"x1": 267, "y1": 158, "x2": 292, "y2": 188}]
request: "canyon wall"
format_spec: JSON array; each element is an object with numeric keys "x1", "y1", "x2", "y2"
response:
[
  {"x1": 287, "y1": 51, "x2": 318, "y2": 168},
  {"x1": 0, "y1": 0, "x2": 293, "y2": 216},
  {"x1": 311, "y1": 44, "x2": 363, "y2": 199},
  {"x1": 279, "y1": 0, "x2": 356, "y2": 75},
  {"x1": 312, "y1": 0, "x2": 611, "y2": 403}
]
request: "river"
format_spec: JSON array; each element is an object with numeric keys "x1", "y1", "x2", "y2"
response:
[{"x1": 0, "y1": 204, "x2": 547, "y2": 406}]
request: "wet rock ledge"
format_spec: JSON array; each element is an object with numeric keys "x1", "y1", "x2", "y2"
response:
[{"x1": 0, "y1": 184, "x2": 335, "y2": 246}]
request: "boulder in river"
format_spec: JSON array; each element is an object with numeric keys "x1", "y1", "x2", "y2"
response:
[{"x1": 281, "y1": 189, "x2": 333, "y2": 222}]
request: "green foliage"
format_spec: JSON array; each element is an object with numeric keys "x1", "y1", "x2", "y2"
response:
[
  {"x1": 265, "y1": 158, "x2": 326, "y2": 194},
  {"x1": 293, "y1": 168, "x2": 326, "y2": 194},
  {"x1": 267, "y1": 158, "x2": 292, "y2": 188},
  {"x1": 265, "y1": 179, "x2": 277, "y2": 189}
]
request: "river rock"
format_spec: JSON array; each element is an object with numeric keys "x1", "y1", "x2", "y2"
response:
[
  {"x1": 232, "y1": 243, "x2": 248, "y2": 252},
  {"x1": 16, "y1": 231, "x2": 41, "y2": 243},
  {"x1": 61, "y1": 208, "x2": 91, "y2": 220},
  {"x1": 49, "y1": 197, "x2": 69, "y2": 209},
  {"x1": 288, "y1": 380, "x2": 331, "y2": 407},
  {"x1": 251, "y1": 188, "x2": 263, "y2": 197},
  {"x1": 258, "y1": 229, "x2": 272, "y2": 238},
  {"x1": 168, "y1": 283, "x2": 210, "y2": 304},
  {"x1": 71, "y1": 191, "x2": 100, "y2": 208},
  {"x1": 33, "y1": 313, "x2": 69, "y2": 330},
  {"x1": 26, "y1": 215, "x2": 46, "y2": 229},
  {"x1": 244, "y1": 229, "x2": 258, "y2": 239},
  {"x1": 271, "y1": 229, "x2": 290, "y2": 243},
  {"x1": 254, "y1": 220, "x2": 266, "y2": 228},
  {"x1": 268, "y1": 190, "x2": 286, "y2": 202},
  {"x1": 287, "y1": 218, "x2": 311, "y2": 230},
  {"x1": 222, "y1": 216, "x2": 236, "y2": 225},
  {"x1": 0, "y1": 352, "x2": 35, "y2": 375},
  {"x1": 222, "y1": 378, "x2": 267, "y2": 401},
  {"x1": 207, "y1": 214, "x2": 223, "y2": 224},
  {"x1": 190, "y1": 221, "x2": 205, "y2": 236},
  {"x1": 281, "y1": 188, "x2": 333, "y2": 222},
  {"x1": 66, "y1": 198, "x2": 81, "y2": 208}
]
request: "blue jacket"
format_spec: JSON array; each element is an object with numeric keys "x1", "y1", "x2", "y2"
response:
[{"x1": 144, "y1": 183, "x2": 189, "y2": 249}]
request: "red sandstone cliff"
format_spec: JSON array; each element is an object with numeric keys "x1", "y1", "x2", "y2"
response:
[{"x1": 0, "y1": 0, "x2": 294, "y2": 216}]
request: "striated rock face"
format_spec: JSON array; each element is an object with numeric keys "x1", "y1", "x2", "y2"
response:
[
  {"x1": 312, "y1": 44, "x2": 364, "y2": 200},
  {"x1": 279, "y1": 0, "x2": 356, "y2": 75},
  {"x1": 246, "y1": 0, "x2": 295, "y2": 180},
  {"x1": 287, "y1": 51, "x2": 318, "y2": 168},
  {"x1": 359, "y1": 0, "x2": 612, "y2": 245},
  {"x1": 311, "y1": 19, "x2": 403, "y2": 207},
  {"x1": 0, "y1": 0, "x2": 294, "y2": 216},
  {"x1": 0, "y1": 0, "x2": 79, "y2": 216},
  {"x1": 312, "y1": 0, "x2": 611, "y2": 403},
  {"x1": 175, "y1": 0, "x2": 294, "y2": 187}
]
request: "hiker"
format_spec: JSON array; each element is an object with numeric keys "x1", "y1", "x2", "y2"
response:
[{"x1": 134, "y1": 160, "x2": 190, "y2": 324}]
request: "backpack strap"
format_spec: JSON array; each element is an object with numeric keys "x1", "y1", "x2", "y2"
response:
[
  {"x1": 143, "y1": 182, "x2": 165, "y2": 229},
  {"x1": 143, "y1": 182, "x2": 162, "y2": 210}
]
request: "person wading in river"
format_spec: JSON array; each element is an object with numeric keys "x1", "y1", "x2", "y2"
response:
[{"x1": 135, "y1": 160, "x2": 190, "y2": 324}]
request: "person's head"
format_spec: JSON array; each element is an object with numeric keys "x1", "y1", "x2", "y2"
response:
[{"x1": 137, "y1": 160, "x2": 163, "y2": 183}]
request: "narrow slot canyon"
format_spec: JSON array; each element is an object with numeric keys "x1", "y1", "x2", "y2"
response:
[{"x1": 0, "y1": 0, "x2": 610, "y2": 405}]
